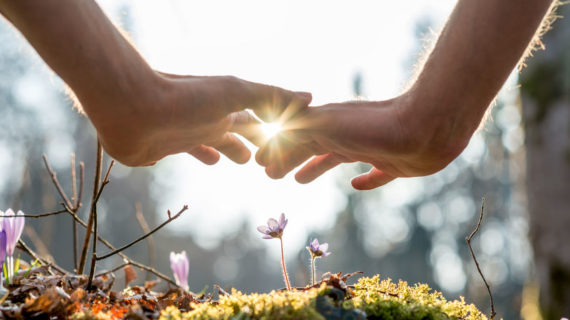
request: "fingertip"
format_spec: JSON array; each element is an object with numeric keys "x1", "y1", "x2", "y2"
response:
[
  {"x1": 235, "y1": 150, "x2": 252, "y2": 164},
  {"x1": 295, "y1": 91, "x2": 313, "y2": 104},
  {"x1": 255, "y1": 148, "x2": 267, "y2": 166},
  {"x1": 350, "y1": 177, "x2": 370, "y2": 190},
  {"x1": 294, "y1": 171, "x2": 313, "y2": 184},
  {"x1": 265, "y1": 166, "x2": 283, "y2": 180}
]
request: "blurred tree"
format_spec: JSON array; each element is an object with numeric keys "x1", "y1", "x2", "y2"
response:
[{"x1": 520, "y1": 4, "x2": 570, "y2": 317}]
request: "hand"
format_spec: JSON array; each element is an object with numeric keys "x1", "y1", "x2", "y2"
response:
[
  {"x1": 255, "y1": 94, "x2": 469, "y2": 190},
  {"x1": 90, "y1": 72, "x2": 312, "y2": 166}
]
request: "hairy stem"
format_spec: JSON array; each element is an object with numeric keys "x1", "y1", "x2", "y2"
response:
[
  {"x1": 279, "y1": 237, "x2": 291, "y2": 290},
  {"x1": 311, "y1": 257, "x2": 316, "y2": 287}
]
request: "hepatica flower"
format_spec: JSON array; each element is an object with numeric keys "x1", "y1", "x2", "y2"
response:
[
  {"x1": 1, "y1": 209, "x2": 25, "y2": 281},
  {"x1": 257, "y1": 213, "x2": 287, "y2": 239},
  {"x1": 170, "y1": 251, "x2": 189, "y2": 291},
  {"x1": 308, "y1": 239, "x2": 331, "y2": 259},
  {"x1": 257, "y1": 213, "x2": 291, "y2": 290},
  {"x1": 306, "y1": 238, "x2": 331, "y2": 286}
]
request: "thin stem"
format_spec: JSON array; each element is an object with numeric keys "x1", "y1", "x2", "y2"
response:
[
  {"x1": 86, "y1": 161, "x2": 114, "y2": 288},
  {"x1": 42, "y1": 154, "x2": 73, "y2": 209},
  {"x1": 78, "y1": 141, "x2": 103, "y2": 274},
  {"x1": 466, "y1": 198, "x2": 496, "y2": 320},
  {"x1": 96, "y1": 205, "x2": 188, "y2": 261},
  {"x1": 17, "y1": 239, "x2": 68, "y2": 275},
  {"x1": 95, "y1": 262, "x2": 129, "y2": 278},
  {"x1": 311, "y1": 257, "x2": 316, "y2": 287},
  {"x1": 66, "y1": 207, "x2": 179, "y2": 287},
  {"x1": 87, "y1": 203, "x2": 98, "y2": 288},
  {"x1": 279, "y1": 237, "x2": 291, "y2": 290},
  {"x1": 71, "y1": 153, "x2": 77, "y2": 208},
  {"x1": 0, "y1": 209, "x2": 67, "y2": 218},
  {"x1": 134, "y1": 203, "x2": 155, "y2": 281}
]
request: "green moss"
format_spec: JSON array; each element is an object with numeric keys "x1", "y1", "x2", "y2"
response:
[
  {"x1": 344, "y1": 275, "x2": 486, "y2": 320},
  {"x1": 159, "y1": 275, "x2": 488, "y2": 320}
]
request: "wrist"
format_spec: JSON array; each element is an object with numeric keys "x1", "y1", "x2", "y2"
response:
[
  {"x1": 398, "y1": 87, "x2": 471, "y2": 168},
  {"x1": 86, "y1": 69, "x2": 168, "y2": 166}
]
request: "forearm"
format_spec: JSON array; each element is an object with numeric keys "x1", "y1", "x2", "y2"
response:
[
  {"x1": 405, "y1": 0, "x2": 555, "y2": 152},
  {"x1": 0, "y1": 0, "x2": 159, "y2": 122}
]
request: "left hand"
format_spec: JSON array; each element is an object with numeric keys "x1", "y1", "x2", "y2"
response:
[{"x1": 255, "y1": 95, "x2": 469, "y2": 190}]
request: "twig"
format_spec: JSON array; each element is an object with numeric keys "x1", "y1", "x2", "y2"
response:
[
  {"x1": 78, "y1": 141, "x2": 103, "y2": 274},
  {"x1": 87, "y1": 160, "x2": 114, "y2": 288},
  {"x1": 71, "y1": 155, "x2": 78, "y2": 271},
  {"x1": 24, "y1": 225, "x2": 51, "y2": 260},
  {"x1": 70, "y1": 155, "x2": 84, "y2": 270},
  {"x1": 42, "y1": 154, "x2": 73, "y2": 209},
  {"x1": 0, "y1": 208, "x2": 68, "y2": 218},
  {"x1": 466, "y1": 198, "x2": 496, "y2": 320},
  {"x1": 76, "y1": 162, "x2": 85, "y2": 210},
  {"x1": 71, "y1": 154, "x2": 77, "y2": 207},
  {"x1": 17, "y1": 239, "x2": 68, "y2": 275},
  {"x1": 62, "y1": 205, "x2": 179, "y2": 287},
  {"x1": 96, "y1": 205, "x2": 189, "y2": 261},
  {"x1": 134, "y1": 203, "x2": 155, "y2": 281},
  {"x1": 95, "y1": 262, "x2": 130, "y2": 278},
  {"x1": 42, "y1": 154, "x2": 86, "y2": 271}
]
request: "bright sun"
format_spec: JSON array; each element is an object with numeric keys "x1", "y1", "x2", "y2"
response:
[{"x1": 260, "y1": 122, "x2": 283, "y2": 139}]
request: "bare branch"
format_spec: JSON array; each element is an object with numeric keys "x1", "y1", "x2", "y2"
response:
[
  {"x1": 95, "y1": 262, "x2": 130, "y2": 278},
  {"x1": 71, "y1": 154, "x2": 78, "y2": 271},
  {"x1": 466, "y1": 198, "x2": 496, "y2": 320},
  {"x1": 17, "y1": 239, "x2": 68, "y2": 275},
  {"x1": 76, "y1": 162, "x2": 85, "y2": 210},
  {"x1": 64, "y1": 207, "x2": 178, "y2": 287},
  {"x1": 78, "y1": 141, "x2": 103, "y2": 274},
  {"x1": 87, "y1": 160, "x2": 114, "y2": 287},
  {"x1": 96, "y1": 205, "x2": 189, "y2": 261},
  {"x1": 42, "y1": 154, "x2": 73, "y2": 209},
  {"x1": 71, "y1": 153, "x2": 77, "y2": 206},
  {"x1": 1, "y1": 208, "x2": 67, "y2": 218},
  {"x1": 134, "y1": 203, "x2": 155, "y2": 281}
]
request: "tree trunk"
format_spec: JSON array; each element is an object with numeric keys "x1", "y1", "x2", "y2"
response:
[{"x1": 520, "y1": 4, "x2": 570, "y2": 318}]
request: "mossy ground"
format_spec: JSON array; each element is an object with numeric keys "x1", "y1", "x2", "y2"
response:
[{"x1": 159, "y1": 275, "x2": 488, "y2": 320}]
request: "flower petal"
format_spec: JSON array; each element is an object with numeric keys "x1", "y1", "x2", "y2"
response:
[
  {"x1": 256, "y1": 226, "x2": 269, "y2": 234},
  {"x1": 262, "y1": 235, "x2": 274, "y2": 239},
  {"x1": 267, "y1": 218, "x2": 278, "y2": 229},
  {"x1": 320, "y1": 243, "x2": 328, "y2": 253}
]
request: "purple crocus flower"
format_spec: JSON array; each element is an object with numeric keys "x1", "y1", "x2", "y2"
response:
[
  {"x1": 170, "y1": 251, "x2": 189, "y2": 291},
  {"x1": 0, "y1": 231, "x2": 6, "y2": 268},
  {"x1": 2, "y1": 209, "x2": 25, "y2": 257},
  {"x1": 257, "y1": 213, "x2": 288, "y2": 239},
  {"x1": 307, "y1": 239, "x2": 331, "y2": 258}
]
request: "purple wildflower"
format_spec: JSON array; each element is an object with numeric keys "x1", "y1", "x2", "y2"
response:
[
  {"x1": 0, "y1": 231, "x2": 6, "y2": 268},
  {"x1": 307, "y1": 238, "x2": 331, "y2": 286},
  {"x1": 307, "y1": 239, "x2": 331, "y2": 258},
  {"x1": 2, "y1": 209, "x2": 25, "y2": 256},
  {"x1": 257, "y1": 213, "x2": 291, "y2": 290},
  {"x1": 1, "y1": 209, "x2": 24, "y2": 281},
  {"x1": 257, "y1": 213, "x2": 288, "y2": 239},
  {"x1": 170, "y1": 251, "x2": 189, "y2": 291}
]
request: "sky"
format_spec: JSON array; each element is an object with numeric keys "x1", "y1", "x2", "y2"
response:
[{"x1": 93, "y1": 0, "x2": 459, "y2": 254}]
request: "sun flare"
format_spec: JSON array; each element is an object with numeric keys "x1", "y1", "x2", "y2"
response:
[{"x1": 260, "y1": 122, "x2": 283, "y2": 139}]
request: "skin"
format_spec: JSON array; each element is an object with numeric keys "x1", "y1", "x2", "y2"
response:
[
  {"x1": 0, "y1": 0, "x2": 311, "y2": 166},
  {"x1": 256, "y1": 0, "x2": 556, "y2": 190}
]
